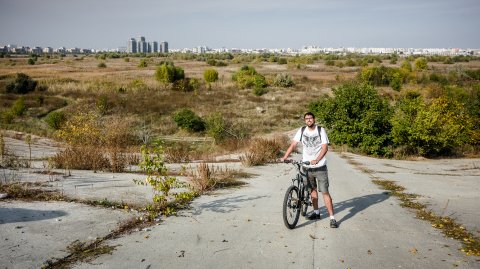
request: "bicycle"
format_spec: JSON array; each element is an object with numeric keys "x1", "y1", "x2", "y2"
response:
[{"x1": 282, "y1": 159, "x2": 312, "y2": 229}]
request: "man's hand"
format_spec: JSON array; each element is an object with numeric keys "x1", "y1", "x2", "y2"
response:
[{"x1": 310, "y1": 159, "x2": 318, "y2": 165}]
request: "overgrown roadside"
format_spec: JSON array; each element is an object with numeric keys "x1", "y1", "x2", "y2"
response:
[{"x1": 341, "y1": 153, "x2": 480, "y2": 257}]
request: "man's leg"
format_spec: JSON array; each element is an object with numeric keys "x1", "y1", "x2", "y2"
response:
[
  {"x1": 322, "y1": 192, "x2": 338, "y2": 228},
  {"x1": 322, "y1": 192, "x2": 334, "y2": 216},
  {"x1": 311, "y1": 188, "x2": 319, "y2": 210},
  {"x1": 306, "y1": 188, "x2": 321, "y2": 220}
]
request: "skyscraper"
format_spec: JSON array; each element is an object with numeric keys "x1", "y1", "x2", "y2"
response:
[
  {"x1": 137, "y1": 36, "x2": 147, "y2": 53},
  {"x1": 127, "y1": 38, "x2": 137, "y2": 53},
  {"x1": 160, "y1": 41, "x2": 168, "y2": 53},
  {"x1": 126, "y1": 37, "x2": 164, "y2": 54}
]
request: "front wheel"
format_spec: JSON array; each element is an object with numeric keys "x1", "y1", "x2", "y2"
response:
[
  {"x1": 301, "y1": 187, "x2": 310, "y2": 216},
  {"x1": 283, "y1": 185, "x2": 301, "y2": 229}
]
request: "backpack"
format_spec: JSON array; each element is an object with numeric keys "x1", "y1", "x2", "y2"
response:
[{"x1": 299, "y1": 125, "x2": 322, "y2": 142}]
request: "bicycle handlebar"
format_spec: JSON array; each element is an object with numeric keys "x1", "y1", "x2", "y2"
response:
[{"x1": 282, "y1": 159, "x2": 310, "y2": 165}]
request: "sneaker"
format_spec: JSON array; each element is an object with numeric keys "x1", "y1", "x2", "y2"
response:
[
  {"x1": 330, "y1": 219, "x2": 338, "y2": 228},
  {"x1": 306, "y1": 212, "x2": 321, "y2": 220}
]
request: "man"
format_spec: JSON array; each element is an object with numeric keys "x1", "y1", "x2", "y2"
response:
[{"x1": 280, "y1": 112, "x2": 338, "y2": 228}]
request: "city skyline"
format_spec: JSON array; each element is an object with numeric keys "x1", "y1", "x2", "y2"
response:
[{"x1": 1, "y1": 0, "x2": 479, "y2": 50}]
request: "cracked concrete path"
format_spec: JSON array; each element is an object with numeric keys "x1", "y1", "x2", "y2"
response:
[{"x1": 71, "y1": 152, "x2": 479, "y2": 269}]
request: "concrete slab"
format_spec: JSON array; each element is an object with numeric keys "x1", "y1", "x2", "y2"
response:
[{"x1": 0, "y1": 200, "x2": 136, "y2": 269}]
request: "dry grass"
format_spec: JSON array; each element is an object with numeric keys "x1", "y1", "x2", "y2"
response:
[
  {"x1": 186, "y1": 162, "x2": 248, "y2": 193},
  {"x1": 241, "y1": 136, "x2": 289, "y2": 166}
]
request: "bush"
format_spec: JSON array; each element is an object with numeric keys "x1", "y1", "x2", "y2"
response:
[
  {"x1": 138, "y1": 59, "x2": 148, "y2": 68},
  {"x1": 10, "y1": 97, "x2": 27, "y2": 116},
  {"x1": 391, "y1": 95, "x2": 473, "y2": 156},
  {"x1": 415, "y1": 57, "x2": 428, "y2": 70},
  {"x1": 273, "y1": 73, "x2": 294, "y2": 87},
  {"x1": 155, "y1": 63, "x2": 184, "y2": 84},
  {"x1": 309, "y1": 82, "x2": 393, "y2": 155},
  {"x1": 171, "y1": 78, "x2": 198, "y2": 92},
  {"x1": 0, "y1": 110, "x2": 15, "y2": 124},
  {"x1": 241, "y1": 137, "x2": 286, "y2": 166},
  {"x1": 97, "y1": 62, "x2": 107, "y2": 68},
  {"x1": 204, "y1": 68, "x2": 219, "y2": 83},
  {"x1": 277, "y1": 58, "x2": 287, "y2": 65},
  {"x1": 205, "y1": 113, "x2": 228, "y2": 142},
  {"x1": 172, "y1": 108, "x2": 205, "y2": 132},
  {"x1": 6, "y1": 73, "x2": 37, "y2": 94},
  {"x1": 44, "y1": 111, "x2": 66, "y2": 130},
  {"x1": 231, "y1": 65, "x2": 267, "y2": 90}
]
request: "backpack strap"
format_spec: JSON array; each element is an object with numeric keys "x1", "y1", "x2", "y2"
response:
[{"x1": 299, "y1": 125, "x2": 321, "y2": 142}]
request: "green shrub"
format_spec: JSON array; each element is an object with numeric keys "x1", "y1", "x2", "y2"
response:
[
  {"x1": 391, "y1": 94, "x2": 475, "y2": 156},
  {"x1": 6, "y1": 73, "x2": 37, "y2": 94},
  {"x1": 1, "y1": 110, "x2": 15, "y2": 124},
  {"x1": 155, "y1": 63, "x2": 185, "y2": 84},
  {"x1": 232, "y1": 65, "x2": 267, "y2": 90},
  {"x1": 170, "y1": 78, "x2": 200, "y2": 92},
  {"x1": 415, "y1": 57, "x2": 428, "y2": 70},
  {"x1": 359, "y1": 65, "x2": 405, "y2": 90},
  {"x1": 11, "y1": 97, "x2": 27, "y2": 116},
  {"x1": 252, "y1": 87, "x2": 268, "y2": 96},
  {"x1": 273, "y1": 73, "x2": 294, "y2": 87},
  {"x1": 173, "y1": 108, "x2": 205, "y2": 132},
  {"x1": 205, "y1": 113, "x2": 228, "y2": 142},
  {"x1": 44, "y1": 111, "x2": 66, "y2": 130},
  {"x1": 204, "y1": 68, "x2": 219, "y2": 83},
  {"x1": 325, "y1": 59, "x2": 335, "y2": 66},
  {"x1": 277, "y1": 58, "x2": 287, "y2": 65},
  {"x1": 97, "y1": 62, "x2": 107, "y2": 68},
  {"x1": 138, "y1": 59, "x2": 148, "y2": 68},
  {"x1": 309, "y1": 82, "x2": 393, "y2": 155}
]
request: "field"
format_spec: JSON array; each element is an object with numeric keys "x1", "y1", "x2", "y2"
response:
[{"x1": 1, "y1": 53, "x2": 479, "y2": 162}]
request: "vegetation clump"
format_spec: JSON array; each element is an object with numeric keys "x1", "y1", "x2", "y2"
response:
[{"x1": 6, "y1": 73, "x2": 37, "y2": 94}]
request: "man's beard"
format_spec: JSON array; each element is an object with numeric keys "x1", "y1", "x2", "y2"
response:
[{"x1": 307, "y1": 122, "x2": 315, "y2": 128}]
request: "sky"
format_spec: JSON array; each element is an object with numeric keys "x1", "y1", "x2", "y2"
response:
[{"x1": 1, "y1": 0, "x2": 479, "y2": 50}]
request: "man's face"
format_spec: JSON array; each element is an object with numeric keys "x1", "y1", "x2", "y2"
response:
[{"x1": 304, "y1": 115, "x2": 315, "y2": 127}]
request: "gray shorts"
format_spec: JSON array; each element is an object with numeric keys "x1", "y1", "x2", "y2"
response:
[{"x1": 304, "y1": 165, "x2": 329, "y2": 193}]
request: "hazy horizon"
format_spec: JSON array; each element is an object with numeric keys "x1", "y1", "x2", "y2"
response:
[{"x1": 1, "y1": 0, "x2": 479, "y2": 50}]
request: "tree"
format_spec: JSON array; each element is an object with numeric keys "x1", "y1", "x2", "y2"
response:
[
  {"x1": 204, "y1": 68, "x2": 219, "y2": 83},
  {"x1": 391, "y1": 95, "x2": 471, "y2": 156},
  {"x1": 309, "y1": 82, "x2": 393, "y2": 155}
]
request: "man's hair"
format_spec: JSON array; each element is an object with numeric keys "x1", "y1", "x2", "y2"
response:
[{"x1": 304, "y1": 112, "x2": 315, "y2": 119}]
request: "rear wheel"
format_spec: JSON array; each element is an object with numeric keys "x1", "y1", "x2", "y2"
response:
[{"x1": 283, "y1": 185, "x2": 301, "y2": 229}]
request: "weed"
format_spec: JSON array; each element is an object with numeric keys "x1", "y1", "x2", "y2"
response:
[
  {"x1": 0, "y1": 182, "x2": 65, "y2": 201},
  {"x1": 241, "y1": 136, "x2": 288, "y2": 166},
  {"x1": 186, "y1": 162, "x2": 247, "y2": 193},
  {"x1": 135, "y1": 140, "x2": 193, "y2": 218}
]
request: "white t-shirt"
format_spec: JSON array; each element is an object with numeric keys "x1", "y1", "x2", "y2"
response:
[{"x1": 293, "y1": 125, "x2": 329, "y2": 168}]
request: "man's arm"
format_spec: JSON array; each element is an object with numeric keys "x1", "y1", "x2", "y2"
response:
[
  {"x1": 310, "y1": 143, "x2": 328, "y2": 165},
  {"x1": 280, "y1": 140, "x2": 299, "y2": 162}
]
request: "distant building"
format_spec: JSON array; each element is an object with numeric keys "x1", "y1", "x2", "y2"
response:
[
  {"x1": 126, "y1": 37, "x2": 165, "y2": 54},
  {"x1": 160, "y1": 41, "x2": 168, "y2": 53},
  {"x1": 150, "y1": 41, "x2": 158, "y2": 53},
  {"x1": 43, "y1": 47, "x2": 53, "y2": 53},
  {"x1": 137, "y1": 36, "x2": 147, "y2": 53},
  {"x1": 127, "y1": 38, "x2": 137, "y2": 53}
]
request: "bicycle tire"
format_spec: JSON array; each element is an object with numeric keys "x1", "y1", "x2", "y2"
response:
[
  {"x1": 283, "y1": 185, "x2": 301, "y2": 229},
  {"x1": 301, "y1": 186, "x2": 309, "y2": 216}
]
